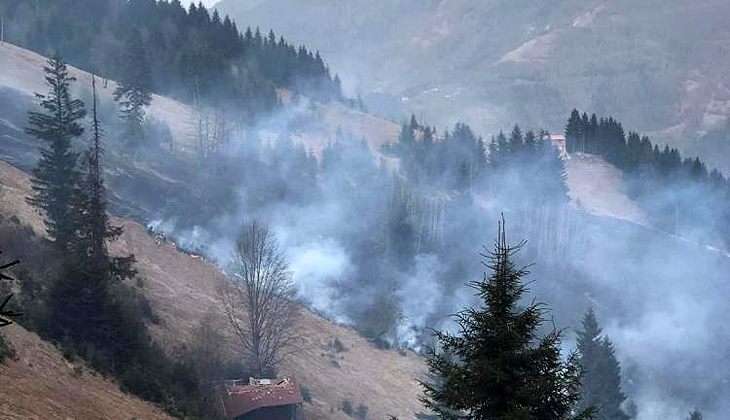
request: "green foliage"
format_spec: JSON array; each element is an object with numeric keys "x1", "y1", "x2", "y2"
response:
[
  {"x1": 24, "y1": 55, "x2": 86, "y2": 252},
  {"x1": 356, "y1": 403, "x2": 369, "y2": 419},
  {"x1": 576, "y1": 309, "x2": 629, "y2": 420},
  {"x1": 688, "y1": 408, "x2": 702, "y2": 420},
  {"x1": 332, "y1": 337, "x2": 346, "y2": 353},
  {"x1": 342, "y1": 399, "x2": 354, "y2": 417},
  {"x1": 2, "y1": 0, "x2": 345, "y2": 123},
  {"x1": 563, "y1": 109, "x2": 730, "y2": 247},
  {"x1": 420, "y1": 222, "x2": 592, "y2": 420},
  {"x1": 300, "y1": 385, "x2": 312, "y2": 403},
  {"x1": 0, "y1": 331, "x2": 16, "y2": 363},
  {"x1": 113, "y1": 29, "x2": 153, "y2": 146}
]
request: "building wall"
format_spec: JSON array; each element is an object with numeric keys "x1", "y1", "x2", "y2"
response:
[{"x1": 237, "y1": 404, "x2": 296, "y2": 420}]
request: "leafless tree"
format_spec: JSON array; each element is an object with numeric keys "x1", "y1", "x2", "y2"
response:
[{"x1": 219, "y1": 221, "x2": 299, "y2": 376}]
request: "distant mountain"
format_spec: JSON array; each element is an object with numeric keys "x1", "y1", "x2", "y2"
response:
[{"x1": 216, "y1": 0, "x2": 730, "y2": 173}]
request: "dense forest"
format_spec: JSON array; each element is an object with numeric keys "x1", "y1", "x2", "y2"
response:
[
  {"x1": 565, "y1": 109, "x2": 730, "y2": 247},
  {"x1": 0, "y1": 0, "x2": 353, "y2": 124},
  {"x1": 0, "y1": 2, "x2": 726, "y2": 419}
]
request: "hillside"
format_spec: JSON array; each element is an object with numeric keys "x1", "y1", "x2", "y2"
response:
[
  {"x1": 565, "y1": 153, "x2": 647, "y2": 226},
  {"x1": 0, "y1": 41, "x2": 401, "y2": 221},
  {"x1": 217, "y1": 0, "x2": 730, "y2": 173},
  {"x1": 0, "y1": 159, "x2": 427, "y2": 420},
  {"x1": 0, "y1": 325, "x2": 175, "y2": 420}
]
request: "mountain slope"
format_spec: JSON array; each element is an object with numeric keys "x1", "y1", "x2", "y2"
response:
[
  {"x1": 0, "y1": 159, "x2": 428, "y2": 420},
  {"x1": 0, "y1": 41, "x2": 401, "y2": 222},
  {"x1": 0, "y1": 325, "x2": 174, "y2": 420},
  {"x1": 216, "y1": 0, "x2": 730, "y2": 173}
]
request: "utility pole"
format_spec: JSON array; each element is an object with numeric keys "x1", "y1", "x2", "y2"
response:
[{"x1": 1, "y1": 16, "x2": 5, "y2": 44}]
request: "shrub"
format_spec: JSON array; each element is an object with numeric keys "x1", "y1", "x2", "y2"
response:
[
  {"x1": 0, "y1": 332, "x2": 16, "y2": 363},
  {"x1": 372, "y1": 336, "x2": 391, "y2": 350},
  {"x1": 72, "y1": 365, "x2": 83, "y2": 378},
  {"x1": 342, "y1": 399, "x2": 354, "y2": 417},
  {"x1": 300, "y1": 385, "x2": 312, "y2": 403},
  {"x1": 332, "y1": 337, "x2": 346, "y2": 353},
  {"x1": 356, "y1": 404, "x2": 368, "y2": 419}
]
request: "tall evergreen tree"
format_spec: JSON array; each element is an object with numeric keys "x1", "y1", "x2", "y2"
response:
[
  {"x1": 537, "y1": 134, "x2": 569, "y2": 203},
  {"x1": 75, "y1": 76, "x2": 123, "y2": 263},
  {"x1": 576, "y1": 309, "x2": 629, "y2": 420},
  {"x1": 420, "y1": 221, "x2": 594, "y2": 420},
  {"x1": 25, "y1": 54, "x2": 87, "y2": 252},
  {"x1": 113, "y1": 28, "x2": 153, "y2": 146},
  {"x1": 687, "y1": 408, "x2": 702, "y2": 420},
  {"x1": 565, "y1": 109, "x2": 581, "y2": 154}
]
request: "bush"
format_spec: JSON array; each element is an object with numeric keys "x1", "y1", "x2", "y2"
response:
[
  {"x1": 332, "y1": 337, "x2": 346, "y2": 353},
  {"x1": 356, "y1": 404, "x2": 368, "y2": 419},
  {"x1": 0, "y1": 331, "x2": 16, "y2": 363},
  {"x1": 300, "y1": 385, "x2": 312, "y2": 403},
  {"x1": 372, "y1": 336, "x2": 391, "y2": 350},
  {"x1": 342, "y1": 399, "x2": 354, "y2": 417}
]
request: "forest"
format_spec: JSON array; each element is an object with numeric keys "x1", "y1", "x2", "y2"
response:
[{"x1": 0, "y1": 2, "x2": 727, "y2": 420}]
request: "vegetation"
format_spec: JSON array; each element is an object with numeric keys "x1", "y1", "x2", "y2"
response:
[
  {"x1": 564, "y1": 109, "x2": 730, "y2": 246},
  {"x1": 576, "y1": 309, "x2": 628, "y2": 420},
  {"x1": 0, "y1": 0, "x2": 348, "y2": 125},
  {"x1": 219, "y1": 220, "x2": 300, "y2": 377},
  {"x1": 342, "y1": 399, "x2": 354, "y2": 416},
  {"x1": 17, "y1": 54, "x2": 220, "y2": 419},
  {"x1": 420, "y1": 221, "x2": 594, "y2": 420},
  {"x1": 24, "y1": 55, "x2": 86, "y2": 253},
  {"x1": 0, "y1": 331, "x2": 16, "y2": 363},
  {"x1": 356, "y1": 403, "x2": 369, "y2": 419},
  {"x1": 113, "y1": 29, "x2": 153, "y2": 146},
  {"x1": 300, "y1": 385, "x2": 312, "y2": 403},
  {"x1": 688, "y1": 408, "x2": 703, "y2": 420}
]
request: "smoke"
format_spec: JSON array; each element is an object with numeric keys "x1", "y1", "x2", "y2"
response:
[{"x1": 122, "y1": 62, "x2": 730, "y2": 420}]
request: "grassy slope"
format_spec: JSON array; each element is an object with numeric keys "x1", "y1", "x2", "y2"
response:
[
  {"x1": 0, "y1": 159, "x2": 427, "y2": 420},
  {"x1": 0, "y1": 325, "x2": 174, "y2": 420}
]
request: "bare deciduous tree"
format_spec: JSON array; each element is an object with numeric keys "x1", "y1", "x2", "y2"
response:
[{"x1": 219, "y1": 221, "x2": 299, "y2": 376}]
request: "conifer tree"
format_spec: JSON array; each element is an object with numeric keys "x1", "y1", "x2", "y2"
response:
[
  {"x1": 421, "y1": 221, "x2": 594, "y2": 420},
  {"x1": 576, "y1": 309, "x2": 629, "y2": 420},
  {"x1": 25, "y1": 54, "x2": 87, "y2": 252},
  {"x1": 75, "y1": 76, "x2": 123, "y2": 263},
  {"x1": 687, "y1": 408, "x2": 702, "y2": 420},
  {"x1": 565, "y1": 109, "x2": 581, "y2": 154},
  {"x1": 537, "y1": 134, "x2": 569, "y2": 203},
  {"x1": 114, "y1": 28, "x2": 153, "y2": 146}
]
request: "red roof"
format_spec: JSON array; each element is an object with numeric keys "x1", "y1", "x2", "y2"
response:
[{"x1": 216, "y1": 377, "x2": 303, "y2": 419}]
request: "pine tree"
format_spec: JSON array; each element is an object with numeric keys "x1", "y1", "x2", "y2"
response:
[
  {"x1": 25, "y1": 54, "x2": 87, "y2": 252},
  {"x1": 421, "y1": 221, "x2": 594, "y2": 420},
  {"x1": 113, "y1": 28, "x2": 153, "y2": 146},
  {"x1": 576, "y1": 309, "x2": 629, "y2": 420},
  {"x1": 75, "y1": 76, "x2": 123, "y2": 263},
  {"x1": 565, "y1": 109, "x2": 581, "y2": 154},
  {"x1": 687, "y1": 408, "x2": 702, "y2": 420},
  {"x1": 537, "y1": 134, "x2": 569, "y2": 203}
]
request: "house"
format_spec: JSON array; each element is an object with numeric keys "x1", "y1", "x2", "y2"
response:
[
  {"x1": 548, "y1": 133, "x2": 568, "y2": 159},
  {"x1": 216, "y1": 377, "x2": 304, "y2": 420}
]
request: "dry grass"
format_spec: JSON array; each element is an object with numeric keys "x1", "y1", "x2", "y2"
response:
[
  {"x1": 0, "y1": 325, "x2": 174, "y2": 420},
  {"x1": 0, "y1": 160, "x2": 428, "y2": 419}
]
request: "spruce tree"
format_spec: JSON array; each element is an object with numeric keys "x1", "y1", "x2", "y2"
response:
[
  {"x1": 421, "y1": 221, "x2": 594, "y2": 420},
  {"x1": 565, "y1": 109, "x2": 581, "y2": 154},
  {"x1": 75, "y1": 76, "x2": 123, "y2": 263},
  {"x1": 113, "y1": 28, "x2": 153, "y2": 146},
  {"x1": 537, "y1": 135, "x2": 569, "y2": 203},
  {"x1": 25, "y1": 54, "x2": 87, "y2": 252},
  {"x1": 687, "y1": 408, "x2": 702, "y2": 420},
  {"x1": 576, "y1": 309, "x2": 629, "y2": 420}
]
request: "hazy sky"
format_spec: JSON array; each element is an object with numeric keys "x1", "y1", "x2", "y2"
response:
[{"x1": 188, "y1": 0, "x2": 218, "y2": 8}]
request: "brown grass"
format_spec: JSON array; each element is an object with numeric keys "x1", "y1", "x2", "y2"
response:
[
  {"x1": 0, "y1": 160, "x2": 428, "y2": 419},
  {"x1": 0, "y1": 325, "x2": 174, "y2": 420}
]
